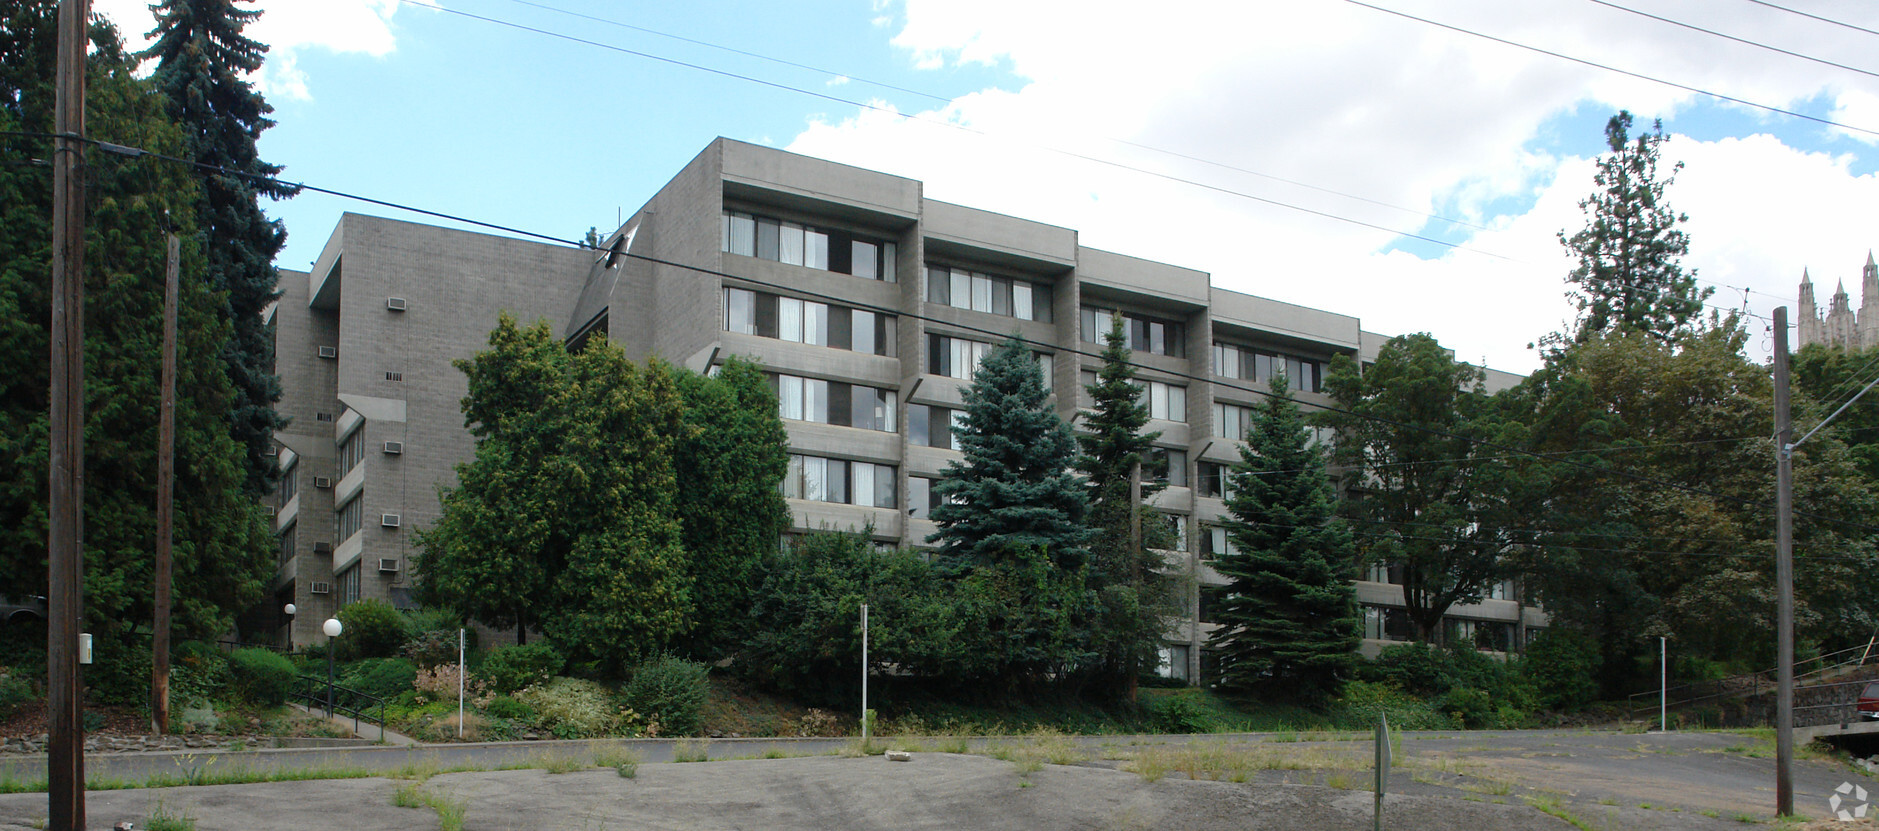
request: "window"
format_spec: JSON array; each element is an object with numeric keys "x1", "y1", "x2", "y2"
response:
[
  {"x1": 338, "y1": 428, "x2": 365, "y2": 477},
  {"x1": 772, "y1": 374, "x2": 896, "y2": 432},
  {"x1": 1149, "y1": 447, "x2": 1187, "y2": 488},
  {"x1": 783, "y1": 455, "x2": 898, "y2": 508},
  {"x1": 906, "y1": 475, "x2": 942, "y2": 519},
  {"x1": 907, "y1": 404, "x2": 965, "y2": 450},
  {"x1": 1080, "y1": 306, "x2": 1185, "y2": 357},
  {"x1": 278, "y1": 525, "x2": 296, "y2": 566},
  {"x1": 1157, "y1": 644, "x2": 1191, "y2": 682},
  {"x1": 1213, "y1": 342, "x2": 1325, "y2": 392},
  {"x1": 1139, "y1": 381, "x2": 1187, "y2": 422},
  {"x1": 1160, "y1": 513, "x2": 1188, "y2": 552},
  {"x1": 722, "y1": 288, "x2": 896, "y2": 356},
  {"x1": 722, "y1": 210, "x2": 896, "y2": 281},
  {"x1": 925, "y1": 266, "x2": 1052, "y2": 322},
  {"x1": 278, "y1": 459, "x2": 297, "y2": 509},
  {"x1": 1213, "y1": 402, "x2": 1254, "y2": 440},
  {"x1": 1200, "y1": 525, "x2": 1240, "y2": 561},
  {"x1": 1363, "y1": 605, "x2": 1413, "y2": 641},
  {"x1": 336, "y1": 494, "x2": 364, "y2": 542},
  {"x1": 338, "y1": 564, "x2": 361, "y2": 606},
  {"x1": 927, "y1": 334, "x2": 994, "y2": 380},
  {"x1": 1197, "y1": 461, "x2": 1234, "y2": 500}
]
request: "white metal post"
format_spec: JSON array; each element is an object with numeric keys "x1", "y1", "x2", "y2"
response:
[
  {"x1": 1660, "y1": 636, "x2": 1667, "y2": 733},
  {"x1": 861, "y1": 604, "x2": 869, "y2": 743}
]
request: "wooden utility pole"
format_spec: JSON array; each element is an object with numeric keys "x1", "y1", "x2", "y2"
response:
[
  {"x1": 153, "y1": 235, "x2": 179, "y2": 734},
  {"x1": 1773, "y1": 306, "x2": 1795, "y2": 817},
  {"x1": 48, "y1": 0, "x2": 90, "y2": 827}
]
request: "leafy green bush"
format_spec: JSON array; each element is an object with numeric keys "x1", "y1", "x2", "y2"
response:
[
  {"x1": 170, "y1": 641, "x2": 232, "y2": 706},
  {"x1": 1331, "y1": 680, "x2": 1454, "y2": 730},
  {"x1": 86, "y1": 636, "x2": 153, "y2": 707},
  {"x1": 334, "y1": 599, "x2": 412, "y2": 660},
  {"x1": 624, "y1": 656, "x2": 709, "y2": 737},
  {"x1": 482, "y1": 644, "x2": 565, "y2": 694},
  {"x1": 484, "y1": 695, "x2": 533, "y2": 721},
  {"x1": 341, "y1": 657, "x2": 417, "y2": 700},
  {"x1": 229, "y1": 648, "x2": 298, "y2": 705},
  {"x1": 401, "y1": 608, "x2": 476, "y2": 668},
  {"x1": 1519, "y1": 628, "x2": 1601, "y2": 711},
  {"x1": 1364, "y1": 642, "x2": 1536, "y2": 716},
  {"x1": 1148, "y1": 688, "x2": 1214, "y2": 734},
  {"x1": 0, "y1": 666, "x2": 35, "y2": 720},
  {"x1": 1438, "y1": 686, "x2": 1493, "y2": 728},
  {"x1": 515, "y1": 677, "x2": 622, "y2": 738}
]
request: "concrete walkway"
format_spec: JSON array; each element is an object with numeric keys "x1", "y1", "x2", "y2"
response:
[{"x1": 285, "y1": 703, "x2": 419, "y2": 746}]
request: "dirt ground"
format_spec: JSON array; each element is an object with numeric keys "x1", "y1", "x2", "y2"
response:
[{"x1": 0, "y1": 753, "x2": 1583, "y2": 831}]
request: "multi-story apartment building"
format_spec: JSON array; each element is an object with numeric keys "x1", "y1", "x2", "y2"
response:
[{"x1": 258, "y1": 138, "x2": 1542, "y2": 679}]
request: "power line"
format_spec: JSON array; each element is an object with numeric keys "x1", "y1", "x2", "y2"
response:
[
  {"x1": 1340, "y1": 0, "x2": 1879, "y2": 139},
  {"x1": 402, "y1": 0, "x2": 1510, "y2": 258},
  {"x1": 1582, "y1": 0, "x2": 1879, "y2": 81},
  {"x1": 1238, "y1": 518, "x2": 1871, "y2": 563},
  {"x1": 1741, "y1": 0, "x2": 1879, "y2": 39},
  {"x1": 34, "y1": 128, "x2": 1879, "y2": 537}
]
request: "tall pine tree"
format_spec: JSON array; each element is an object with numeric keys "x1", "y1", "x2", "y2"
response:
[
  {"x1": 0, "y1": 5, "x2": 271, "y2": 689},
  {"x1": 930, "y1": 337, "x2": 1091, "y2": 569},
  {"x1": 1214, "y1": 375, "x2": 1358, "y2": 702},
  {"x1": 144, "y1": 0, "x2": 299, "y2": 495},
  {"x1": 1074, "y1": 312, "x2": 1175, "y2": 694},
  {"x1": 1558, "y1": 111, "x2": 1709, "y2": 343}
]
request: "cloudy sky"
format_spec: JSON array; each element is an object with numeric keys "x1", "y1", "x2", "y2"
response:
[{"x1": 90, "y1": 0, "x2": 1879, "y2": 373}]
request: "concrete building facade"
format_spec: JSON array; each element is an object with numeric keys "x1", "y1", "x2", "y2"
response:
[{"x1": 263, "y1": 138, "x2": 1542, "y2": 678}]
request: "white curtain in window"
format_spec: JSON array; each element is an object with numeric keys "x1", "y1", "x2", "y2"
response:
[
  {"x1": 780, "y1": 298, "x2": 803, "y2": 343},
  {"x1": 779, "y1": 222, "x2": 805, "y2": 266}
]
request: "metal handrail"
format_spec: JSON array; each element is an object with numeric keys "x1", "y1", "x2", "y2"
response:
[
  {"x1": 1627, "y1": 642, "x2": 1875, "y2": 717},
  {"x1": 291, "y1": 674, "x2": 388, "y2": 737}
]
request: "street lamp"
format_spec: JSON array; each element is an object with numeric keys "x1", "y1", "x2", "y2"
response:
[
  {"x1": 322, "y1": 617, "x2": 343, "y2": 718},
  {"x1": 283, "y1": 603, "x2": 296, "y2": 648}
]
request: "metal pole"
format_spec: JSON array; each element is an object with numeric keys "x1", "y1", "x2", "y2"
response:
[
  {"x1": 48, "y1": 0, "x2": 91, "y2": 826},
  {"x1": 1129, "y1": 459, "x2": 1142, "y2": 703},
  {"x1": 1773, "y1": 306, "x2": 1796, "y2": 817},
  {"x1": 327, "y1": 637, "x2": 336, "y2": 719},
  {"x1": 1660, "y1": 636, "x2": 1666, "y2": 733},
  {"x1": 153, "y1": 234, "x2": 179, "y2": 735},
  {"x1": 457, "y1": 628, "x2": 465, "y2": 739},
  {"x1": 860, "y1": 603, "x2": 869, "y2": 743}
]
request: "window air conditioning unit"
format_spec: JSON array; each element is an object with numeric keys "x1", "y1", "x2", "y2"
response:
[
  {"x1": 317, "y1": 346, "x2": 338, "y2": 359},
  {"x1": 309, "y1": 581, "x2": 332, "y2": 595},
  {"x1": 315, "y1": 412, "x2": 335, "y2": 423},
  {"x1": 312, "y1": 542, "x2": 332, "y2": 555},
  {"x1": 312, "y1": 476, "x2": 333, "y2": 489},
  {"x1": 380, "y1": 513, "x2": 402, "y2": 528},
  {"x1": 384, "y1": 371, "x2": 403, "y2": 382},
  {"x1": 377, "y1": 558, "x2": 400, "y2": 573},
  {"x1": 382, "y1": 440, "x2": 404, "y2": 454},
  {"x1": 262, "y1": 505, "x2": 277, "y2": 516},
  {"x1": 386, "y1": 297, "x2": 408, "y2": 312}
]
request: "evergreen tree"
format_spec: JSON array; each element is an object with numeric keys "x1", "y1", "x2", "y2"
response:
[
  {"x1": 930, "y1": 337, "x2": 1091, "y2": 569},
  {"x1": 1558, "y1": 111, "x2": 1710, "y2": 343},
  {"x1": 0, "y1": 6, "x2": 271, "y2": 670},
  {"x1": 1213, "y1": 375, "x2": 1358, "y2": 702},
  {"x1": 671, "y1": 357, "x2": 791, "y2": 659},
  {"x1": 418, "y1": 317, "x2": 695, "y2": 665},
  {"x1": 143, "y1": 0, "x2": 299, "y2": 495},
  {"x1": 1073, "y1": 312, "x2": 1175, "y2": 693}
]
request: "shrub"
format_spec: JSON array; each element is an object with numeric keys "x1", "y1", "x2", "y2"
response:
[
  {"x1": 484, "y1": 695, "x2": 533, "y2": 721},
  {"x1": 402, "y1": 608, "x2": 476, "y2": 668},
  {"x1": 1149, "y1": 689, "x2": 1214, "y2": 734},
  {"x1": 86, "y1": 636, "x2": 153, "y2": 707},
  {"x1": 515, "y1": 677, "x2": 622, "y2": 738},
  {"x1": 482, "y1": 644, "x2": 564, "y2": 695},
  {"x1": 229, "y1": 648, "x2": 297, "y2": 705},
  {"x1": 414, "y1": 664, "x2": 491, "y2": 709},
  {"x1": 1331, "y1": 680, "x2": 1454, "y2": 731},
  {"x1": 170, "y1": 642, "x2": 232, "y2": 706},
  {"x1": 0, "y1": 666, "x2": 34, "y2": 720},
  {"x1": 336, "y1": 599, "x2": 412, "y2": 660},
  {"x1": 1519, "y1": 628, "x2": 1601, "y2": 711},
  {"x1": 624, "y1": 656, "x2": 709, "y2": 737},
  {"x1": 1439, "y1": 686, "x2": 1494, "y2": 728},
  {"x1": 341, "y1": 658, "x2": 417, "y2": 700}
]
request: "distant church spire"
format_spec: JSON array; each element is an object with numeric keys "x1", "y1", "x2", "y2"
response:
[{"x1": 1795, "y1": 256, "x2": 1879, "y2": 351}]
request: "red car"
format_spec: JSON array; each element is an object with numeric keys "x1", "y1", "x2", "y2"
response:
[{"x1": 1859, "y1": 682, "x2": 1879, "y2": 720}]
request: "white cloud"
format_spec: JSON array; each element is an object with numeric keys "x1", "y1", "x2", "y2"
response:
[
  {"x1": 90, "y1": 0, "x2": 427, "y2": 100},
  {"x1": 789, "y1": 0, "x2": 1879, "y2": 374}
]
